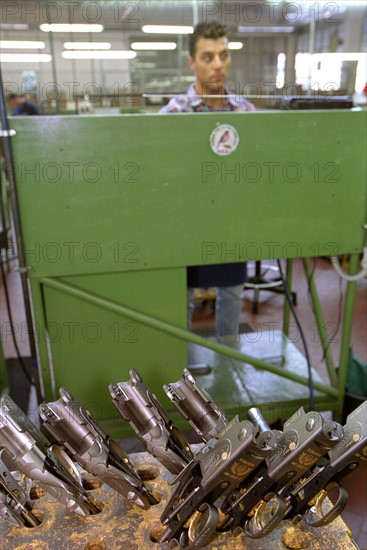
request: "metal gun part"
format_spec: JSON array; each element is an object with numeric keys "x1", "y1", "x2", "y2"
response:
[
  {"x1": 225, "y1": 407, "x2": 344, "y2": 538},
  {"x1": 109, "y1": 369, "x2": 193, "y2": 475},
  {"x1": 159, "y1": 413, "x2": 278, "y2": 548},
  {"x1": 287, "y1": 400, "x2": 366, "y2": 527},
  {"x1": 0, "y1": 395, "x2": 97, "y2": 517},
  {"x1": 163, "y1": 369, "x2": 228, "y2": 442},
  {"x1": 39, "y1": 387, "x2": 157, "y2": 509},
  {"x1": 0, "y1": 449, "x2": 41, "y2": 528}
]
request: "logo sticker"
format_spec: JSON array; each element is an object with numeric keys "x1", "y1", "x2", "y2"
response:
[{"x1": 210, "y1": 124, "x2": 239, "y2": 156}]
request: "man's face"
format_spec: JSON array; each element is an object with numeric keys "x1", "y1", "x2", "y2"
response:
[{"x1": 188, "y1": 36, "x2": 230, "y2": 93}]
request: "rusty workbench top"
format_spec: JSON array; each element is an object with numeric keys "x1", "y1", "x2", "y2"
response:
[{"x1": 2, "y1": 451, "x2": 359, "y2": 550}]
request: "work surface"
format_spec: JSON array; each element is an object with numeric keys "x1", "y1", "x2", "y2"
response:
[{"x1": 2, "y1": 451, "x2": 359, "y2": 550}]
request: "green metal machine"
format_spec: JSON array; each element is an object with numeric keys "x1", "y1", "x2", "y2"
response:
[{"x1": 9, "y1": 110, "x2": 366, "y2": 434}]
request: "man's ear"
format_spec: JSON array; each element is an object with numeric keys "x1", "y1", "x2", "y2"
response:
[{"x1": 188, "y1": 55, "x2": 195, "y2": 71}]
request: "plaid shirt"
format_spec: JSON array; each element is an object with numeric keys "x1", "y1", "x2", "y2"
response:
[{"x1": 159, "y1": 83, "x2": 255, "y2": 113}]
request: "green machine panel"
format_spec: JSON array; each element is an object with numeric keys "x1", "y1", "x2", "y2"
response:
[
  {"x1": 12, "y1": 110, "x2": 366, "y2": 278},
  {"x1": 35, "y1": 268, "x2": 187, "y2": 428},
  {"x1": 9, "y1": 110, "x2": 367, "y2": 432}
]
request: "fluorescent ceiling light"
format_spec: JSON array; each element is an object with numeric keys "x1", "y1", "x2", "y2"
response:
[
  {"x1": 62, "y1": 50, "x2": 136, "y2": 60},
  {"x1": 131, "y1": 42, "x2": 177, "y2": 50},
  {"x1": 64, "y1": 42, "x2": 111, "y2": 50},
  {"x1": 285, "y1": 0, "x2": 365, "y2": 3},
  {"x1": 238, "y1": 26, "x2": 295, "y2": 33},
  {"x1": 313, "y1": 52, "x2": 366, "y2": 61},
  {"x1": 142, "y1": 25, "x2": 193, "y2": 34},
  {"x1": 0, "y1": 24, "x2": 29, "y2": 30},
  {"x1": 0, "y1": 53, "x2": 51, "y2": 62},
  {"x1": 40, "y1": 24, "x2": 103, "y2": 33},
  {"x1": 228, "y1": 42, "x2": 243, "y2": 50},
  {"x1": 132, "y1": 62, "x2": 157, "y2": 69},
  {"x1": 0, "y1": 41, "x2": 45, "y2": 49}
]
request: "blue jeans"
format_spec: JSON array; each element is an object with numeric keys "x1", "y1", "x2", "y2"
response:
[{"x1": 188, "y1": 284, "x2": 243, "y2": 339}]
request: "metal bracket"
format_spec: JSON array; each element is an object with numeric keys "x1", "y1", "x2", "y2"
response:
[{"x1": 14, "y1": 266, "x2": 32, "y2": 273}]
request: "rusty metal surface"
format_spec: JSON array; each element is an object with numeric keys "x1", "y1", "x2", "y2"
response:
[{"x1": 1, "y1": 452, "x2": 359, "y2": 550}]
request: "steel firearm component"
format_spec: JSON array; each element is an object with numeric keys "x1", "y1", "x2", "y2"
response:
[
  {"x1": 159, "y1": 410, "x2": 278, "y2": 549},
  {"x1": 285, "y1": 400, "x2": 367, "y2": 527},
  {"x1": 0, "y1": 395, "x2": 99, "y2": 518},
  {"x1": 39, "y1": 387, "x2": 158, "y2": 510},
  {"x1": 221, "y1": 407, "x2": 343, "y2": 539},
  {"x1": 163, "y1": 368, "x2": 228, "y2": 442},
  {"x1": 0, "y1": 449, "x2": 41, "y2": 528},
  {"x1": 109, "y1": 369, "x2": 193, "y2": 475}
]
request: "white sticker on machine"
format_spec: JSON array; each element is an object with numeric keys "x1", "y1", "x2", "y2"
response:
[{"x1": 210, "y1": 124, "x2": 239, "y2": 156}]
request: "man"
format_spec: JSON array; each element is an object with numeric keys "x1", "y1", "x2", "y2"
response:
[
  {"x1": 160, "y1": 21, "x2": 255, "y2": 342},
  {"x1": 8, "y1": 93, "x2": 40, "y2": 116}
]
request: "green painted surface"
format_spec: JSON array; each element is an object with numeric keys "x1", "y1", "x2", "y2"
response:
[
  {"x1": 39, "y1": 268, "x2": 187, "y2": 420},
  {"x1": 10, "y1": 111, "x2": 366, "y2": 278}
]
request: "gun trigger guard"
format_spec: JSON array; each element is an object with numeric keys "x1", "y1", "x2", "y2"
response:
[
  {"x1": 169, "y1": 503, "x2": 219, "y2": 550},
  {"x1": 303, "y1": 482, "x2": 349, "y2": 527},
  {"x1": 244, "y1": 492, "x2": 287, "y2": 539}
]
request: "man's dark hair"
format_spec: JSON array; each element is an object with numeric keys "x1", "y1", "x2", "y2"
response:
[{"x1": 189, "y1": 21, "x2": 228, "y2": 58}]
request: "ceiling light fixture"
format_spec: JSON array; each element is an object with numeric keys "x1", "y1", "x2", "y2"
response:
[
  {"x1": 62, "y1": 50, "x2": 136, "y2": 60},
  {"x1": 228, "y1": 42, "x2": 243, "y2": 50},
  {"x1": 0, "y1": 24, "x2": 29, "y2": 30},
  {"x1": 142, "y1": 25, "x2": 193, "y2": 34},
  {"x1": 40, "y1": 24, "x2": 103, "y2": 33},
  {"x1": 0, "y1": 53, "x2": 51, "y2": 62},
  {"x1": 284, "y1": 0, "x2": 365, "y2": 4},
  {"x1": 238, "y1": 26, "x2": 295, "y2": 33},
  {"x1": 63, "y1": 42, "x2": 111, "y2": 50},
  {"x1": 312, "y1": 52, "x2": 366, "y2": 61},
  {"x1": 0, "y1": 40, "x2": 45, "y2": 49},
  {"x1": 131, "y1": 42, "x2": 177, "y2": 50}
]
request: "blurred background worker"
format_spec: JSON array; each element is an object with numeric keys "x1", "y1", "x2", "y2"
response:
[{"x1": 8, "y1": 93, "x2": 40, "y2": 116}]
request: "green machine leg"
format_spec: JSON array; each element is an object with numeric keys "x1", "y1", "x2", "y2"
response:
[{"x1": 335, "y1": 253, "x2": 360, "y2": 421}]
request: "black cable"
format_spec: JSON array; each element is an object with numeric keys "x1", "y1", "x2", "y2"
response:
[
  {"x1": 277, "y1": 260, "x2": 315, "y2": 410},
  {"x1": 0, "y1": 259, "x2": 34, "y2": 386}
]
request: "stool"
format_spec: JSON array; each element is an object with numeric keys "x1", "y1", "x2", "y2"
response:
[{"x1": 244, "y1": 261, "x2": 297, "y2": 314}]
